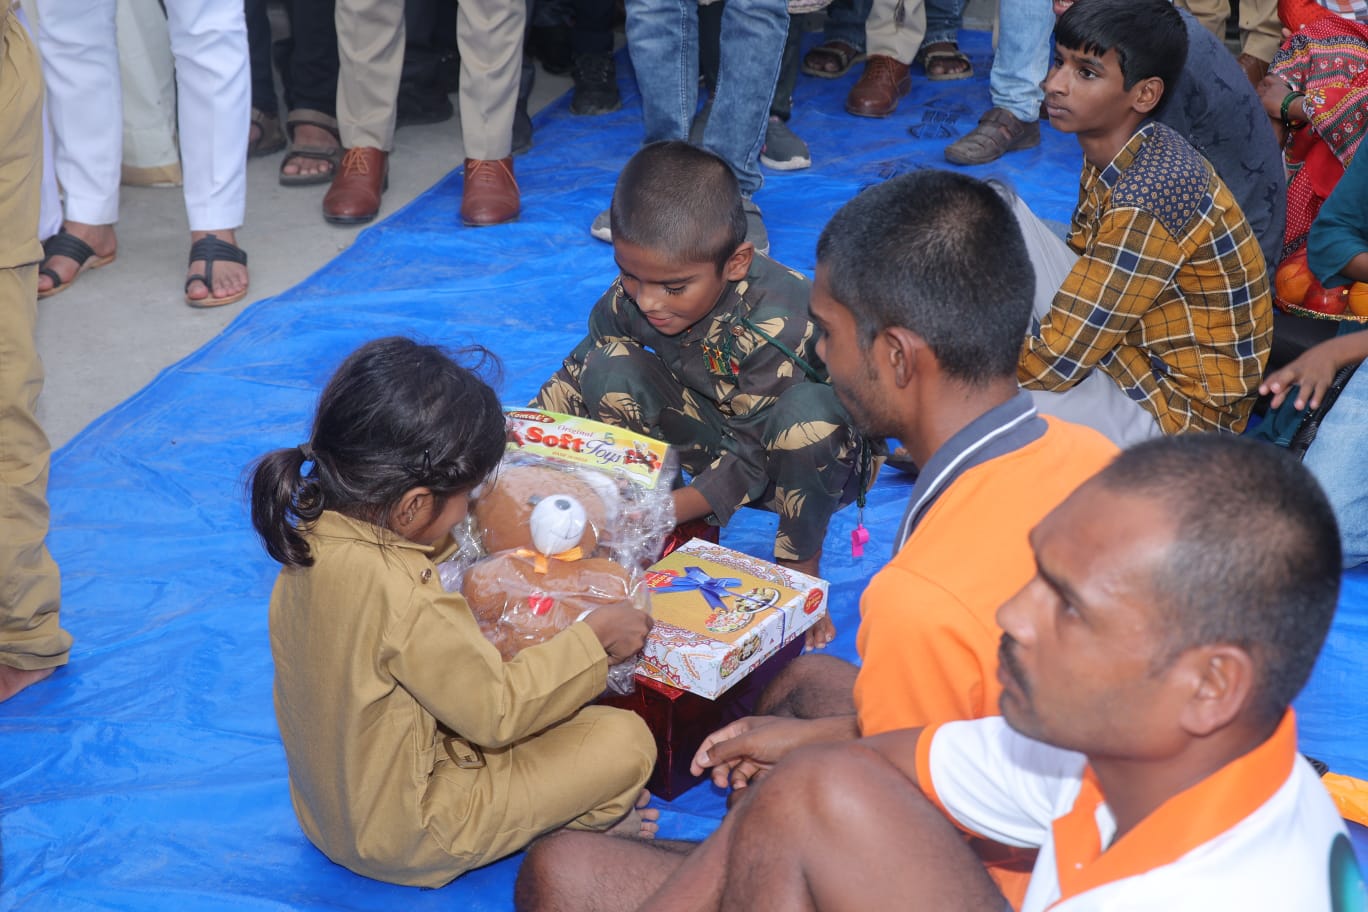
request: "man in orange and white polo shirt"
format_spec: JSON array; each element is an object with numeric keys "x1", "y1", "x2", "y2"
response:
[{"x1": 514, "y1": 435, "x2": 1364, "y2": 911}]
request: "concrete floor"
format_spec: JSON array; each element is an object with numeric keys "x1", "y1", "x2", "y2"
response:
[
  {"x1": 33, "y1": 65, "x2": 575, "y2": 450},
  {"x1": 35, "y1": 2, "x2": 997, "y2": 450}
]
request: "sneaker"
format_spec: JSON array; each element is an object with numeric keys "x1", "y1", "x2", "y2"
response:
[
  {"x1": 742, "y1": 198, "x2": 769, "y2": 256},
  {"x1": 759, "y1": 116, "x2": 811, "y2": 171},
  {"x1": 570, "y1": 53, "x2": 621, "y2": 115},
  {"x1": 591, "y1": 208, "x2": 612, "y2": 243}
]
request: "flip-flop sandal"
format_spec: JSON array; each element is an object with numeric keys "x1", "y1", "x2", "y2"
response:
[
  {"x1": 919, "y1": 43, "x2": 974, "y2": 81},
  {"x1": 801, "y1": 40, "x2": 865, "y2": 79},
  {"x1": 248, "y1": 107, "x2": 286, "y2": 158},
  {"x1": 279, "y1": 108, "x2": 343, "y2": 187},
  {"x1": 185, "y1": 233, "x2": 249, "y2": 308},
  {"x1": 37, "y1": 230, "x2": 117, "y2": 299}
]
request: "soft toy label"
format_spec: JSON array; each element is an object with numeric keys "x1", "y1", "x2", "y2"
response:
[{"x1": 504, "y1": 409, "x2": 671, "y2": 490}]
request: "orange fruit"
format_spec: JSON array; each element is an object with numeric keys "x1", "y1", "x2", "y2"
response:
[
  {"x1": 1276, "y1": 254, "x2": 1314, "y2": 306},
  {"x1": 1349, "y1": 282, "x2": 1368, "y2": 317}
]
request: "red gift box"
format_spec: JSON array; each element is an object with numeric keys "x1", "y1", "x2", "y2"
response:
[{"x1": 600, "y1": 637, "x2": 804, "y2": 800}]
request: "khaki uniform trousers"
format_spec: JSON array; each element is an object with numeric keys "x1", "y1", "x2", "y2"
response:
[
  {"x1": 1176, "y1": 0, "x2": 1281, "y2": 63},
  {"x1": 336, "y1": 0, "x2": 523, "y2": 159},
  {"x1": 429, "y1": 706, "x2": 654, "y2": 877},
  {"x1": 0, "y1": 6, "x2": 70, "y2": 671},
  {"x1": 866, "y1": 0, "x2": 927, "y2": 64}
]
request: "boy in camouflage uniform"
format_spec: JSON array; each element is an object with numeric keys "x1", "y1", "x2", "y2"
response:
[{"x1": 534, "y1": 142, "x2": 872, "y2": 599}]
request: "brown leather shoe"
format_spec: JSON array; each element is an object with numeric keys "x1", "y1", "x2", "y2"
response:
[
  {"x1": 322, "y1": 147, "x2": 388, "y2": 225},
  {"x1": 1237, "y1": 53, "x2": 1269, "y2": 89},
  {"x1": 461, "y1": 157, "x2": 520, "y2": 226},
  {"x1": 845, "y1": 55, "x2": 912, "y2": 118}
]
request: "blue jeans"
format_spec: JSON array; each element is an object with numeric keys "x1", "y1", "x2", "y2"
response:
[
  {"x1": 1303, "y1": 364, "x2": 1368, "y2": 570},
  {"x1": 924, "y1": 0, "x2": 965, "y2": 47},
  {"x1": 990, "y1": 0, "x2": 1054, "y2": 123},
  {"x1": 820, "y1": 0, "x2": 871, "y2": 51},
  {"x1": 626, "y1": 0, "x2": 787, "y2": 197}
]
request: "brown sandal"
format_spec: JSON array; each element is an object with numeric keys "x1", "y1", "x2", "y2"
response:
[
  {"x1": 919, "y1": 41, "x2": 974, "y2": 81},
  {"x1": 801, "y1": 40, "x2": 865, "y2": 79},
  {"x1": 279, "y1": 109, "x2": 343, "y2": 187},
  {"x1": 248, "y1": 108, "x2": 286, "y2": 158}
]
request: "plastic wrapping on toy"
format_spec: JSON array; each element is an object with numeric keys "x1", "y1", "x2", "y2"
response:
[{"x1": 438, "y1": 436, "x2": 677, "y2": 695}]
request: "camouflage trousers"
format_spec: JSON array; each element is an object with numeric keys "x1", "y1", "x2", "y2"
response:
[{"x1": 534, "y1": 342, "x2": 868, "y2": 561}]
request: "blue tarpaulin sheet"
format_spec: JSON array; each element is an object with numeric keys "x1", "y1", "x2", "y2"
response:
[{"x1": 3, "y1": 30, "x2": 1365, "y2": 910}]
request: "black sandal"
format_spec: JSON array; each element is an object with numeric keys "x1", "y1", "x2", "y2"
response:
[
  {"x1": 38, "y1": 229, "x2": 117, "y2": 299},
  {"x1": 184, "y1": 233, "x2": 249, "y2": 308}
]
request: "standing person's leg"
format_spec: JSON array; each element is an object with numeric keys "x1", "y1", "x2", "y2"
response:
[
  {"x1": 279, "y1": 0, "x2": 342, "y2": 184},
  {"x1": 567, "y1": 0, "x2": 620, "y2": 115},
  {"x1": 801, "y1": 0, "x2": 868, "y2": 78},
  {"x1": 323, "y1": 0, "x2": 404, "y2": 224},
  {"x1": 1301, "y1": 364, "x2": 1368, "y2": 570},
  {"x1": 456, "y1": 0, "x2": 526, "y2": 225},
  {"x1": 1237, "y1": 0, "x2": 1279, "y2": 86},
  {"x1": 32, "y1": 0, "x2": 120, "y2": 296},
  {"x1": 919, "y1": 0, "x2": 970, "y2": 80},
  {"x1": 845, "y1": 0, "x2": 924, "y2": 117},
  {"x1": 167, "y1": 0, "x2": 253, "y2": 307},
  {"x1": 761, "y1": 18, "x2": 811, "y2": 171},
  {"x1": 0, "y1": 7, "x2": 71, "y2": 702},
  {"x1": 1173, "y1": 0, "x2": 1225, "y2": 45},
  {"x1": 626, "y1": 0, "x2": 698, "y2": 145},
  {"x1": 246, "y1": 0, "x2": 286, "y2": 155},
  {"x1": 944, "y1": 0, "x2": 1048, "y2": 165},
  {"x1": 706, "y1": 0, "x2": 785, "y2": 253}
]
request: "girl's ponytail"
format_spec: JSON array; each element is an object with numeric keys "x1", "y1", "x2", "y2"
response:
[{"x1": 250, "y1": 444, "x2": 322, "y2": 567}]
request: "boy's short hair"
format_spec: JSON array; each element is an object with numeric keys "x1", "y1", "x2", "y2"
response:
[
  {"x1": 1056, "y1": 0, "x2": 1186, "y2": 97},
  {"x1": 609, "y1": 141, "x2": 747, "y2": 273},
  {"x1": 815, "y1": 170, "x2": 1034, "y2": 386},
  {"x1": 1096, "y1": 435, "x2": 1341, "y2": 725}
]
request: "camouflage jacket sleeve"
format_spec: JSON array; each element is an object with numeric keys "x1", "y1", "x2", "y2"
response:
[
  {"x1": 689, "y1": 262, "x2": 825, "y2": 523},
  {"x1": 530, "y1": 282, "x2": 639, "y2": 414}
]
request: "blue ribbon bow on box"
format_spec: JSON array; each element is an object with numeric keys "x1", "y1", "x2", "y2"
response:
[{"x1": 653, "y1": 566, "x2": 742, "y2": 611}]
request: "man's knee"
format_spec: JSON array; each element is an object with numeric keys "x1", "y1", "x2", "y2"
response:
[
  {"x1": 757, "y1": 653, "x2": 858, "y2": 717},
  {"x1": 516, "y1": 831, "x2": 590, "y2": 912}
]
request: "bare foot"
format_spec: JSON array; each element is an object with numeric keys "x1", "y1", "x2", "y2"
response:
[
  {"x1": 606, "y1": 789, "x2": 660, "y2": 840},
  {"x1": 280, "y1": 122, "x2": 340, "y2": 180},
  {"x1": 186, "y1": 229, "x2": 249, "y2": 305},
  {"x1": 0, "y1": 664, "x2": 55, "y2": 703},
  {"x1": 37, "y1": 221, "x2": 117, "y2": 295}
]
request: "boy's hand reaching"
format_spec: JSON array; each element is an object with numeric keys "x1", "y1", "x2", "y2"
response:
[
  {"x1": 583, "y1": 604, "x2": 654, "y2": 664},
  {"x1": 1261, "y1": 343, "x2": 1345, "y2": 410}
]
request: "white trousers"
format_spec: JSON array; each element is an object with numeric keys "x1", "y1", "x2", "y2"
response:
[
  {"x1": 33, "y1": 0, "x2": 249, "y2": 230},
  {"x1": 1006, "y1": 190, "x2": 1165, "y2": 450}
]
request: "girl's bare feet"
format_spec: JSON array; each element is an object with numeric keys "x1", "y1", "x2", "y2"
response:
[
  {"x1": 606, "y1": 789, "x2": 660, "y2": 840},
  {"x1": 36, "y1": 221, "x2": 117, "y2": 296},
  {"x1": 0, "y1": 664, "x2": 54, "y2": 703},
  {"x1": 186, "y1": 229, "x2": 250, "y2": 307}
]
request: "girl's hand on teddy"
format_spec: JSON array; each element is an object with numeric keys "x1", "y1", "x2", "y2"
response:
[{"x1": 584, "y1": 605, "x2": 654, "y2": 664}]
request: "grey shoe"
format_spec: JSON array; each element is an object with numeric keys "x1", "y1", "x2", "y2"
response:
[
  {"x1": 759, "y1": 116, "x2": 811, "y2": 171},
  {"x1": 590, "y1": 208, "x2": 612, "y2": 243},
  {"x1": 742, "y1": 198, "x2": 769, "y2": 256},
  {"x1": 944, "y1": 107, "x2": 1040, "y2": 166}
]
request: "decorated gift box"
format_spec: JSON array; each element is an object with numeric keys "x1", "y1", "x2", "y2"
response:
[{"x1": 637, "y1": 539, "x2": 828, "y2": 699}]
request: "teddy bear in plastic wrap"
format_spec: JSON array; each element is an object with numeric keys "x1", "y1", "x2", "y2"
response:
[{"x1": 442, "y1": 460, "x2": 673, "y2": 690}]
